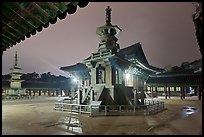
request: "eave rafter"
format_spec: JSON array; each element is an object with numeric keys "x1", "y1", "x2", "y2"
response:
[{"x1": 2, "y1": 2, "x2": 89, "y2": 54}]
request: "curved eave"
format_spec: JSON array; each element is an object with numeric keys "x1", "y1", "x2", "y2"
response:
[
  {"x1": 2, "y1": 2, "x2": 89, "y2": 54},
  {"x1": 60, "y1": 63, "x2": 89, "y2": 71},
  {"x1": 60, "y1": 63, "x2": 90, "y2": 79}
]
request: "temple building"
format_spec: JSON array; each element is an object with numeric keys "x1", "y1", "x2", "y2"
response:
[
  {"x1": 60, "y1": 6, "x2": 164, "y2": 106},
  {"x1": 146, "y1": 59, "x2": 202, "y2": 100}
]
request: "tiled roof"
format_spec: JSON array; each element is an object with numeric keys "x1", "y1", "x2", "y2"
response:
[
  {"x1": 117, "y1": 42, "x2": 149, "y2": 65},
  {"x1": 117, "y1": 42, "x2": 164, "y2": 73},
  {"x1": 2, "y1": 2, "x2": 89, "y2": 54},
  {"x1": 60, "y1": 63, "x2": 90, "y2": 79},
  {"x1": 60, "y1": 63, "x2": 88, "y2": 71},
  {"x1": 146, "y1": 73, "x2": 202, "y2": 86}
]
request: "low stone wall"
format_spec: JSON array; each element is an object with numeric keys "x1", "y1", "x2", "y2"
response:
[{"x1": 2, "y1": 95, "x2": 35, "y2": 100}]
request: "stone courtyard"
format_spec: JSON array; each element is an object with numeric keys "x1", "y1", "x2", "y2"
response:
[{"x1": 2, "y1": 96, "x2": 202, "y2": 135}]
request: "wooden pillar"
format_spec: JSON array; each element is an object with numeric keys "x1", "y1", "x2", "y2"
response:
[
  {"x1": 180, "y1": 86, "x2": 185, "y2": 99},
  {"x1": 60, "y1": 90, "x2": 62, "y2": 96},
  {"x1": 183, "y1": 87, "x2": 186, "y2": 99},
  {"x1": 155, "y1": 87, "x2": 158, "y2": 98},
  {"x1": 174, "y1": 87, "x2": 176, "y2": 92},
  {"x1": 151, "y1": 86, "x2": 153, "y2": 99},
  {"x1": 168, "y1": 87, "x2": 171, "y2": 99},
  {"x1": 198, "y1": 85, "x2": 201, "y2": 100},
  {"x1": 141, "y1": 91, "x2": 144, "y2": 105},
  {"x1": 164, "y1": 86, "x2": 167, "y2": 99}
]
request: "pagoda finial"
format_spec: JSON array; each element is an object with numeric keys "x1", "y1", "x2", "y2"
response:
[
  {"x1": 106, "y1": 6, "x2": 112, "y2": 26},
  {"x1": 15, "y1": 51, "x2": 18, "y2": 66}
]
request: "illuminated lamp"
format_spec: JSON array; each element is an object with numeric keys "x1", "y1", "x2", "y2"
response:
[
  {"x1": 73, "y1": 77, "x2": 78, "y2": 83},
  {"x1": 144, "y1": 81, "x2": 146, "y2": 85},
  {"x1": 125, "y1": 73, "x2": 130, "y2": 80}
]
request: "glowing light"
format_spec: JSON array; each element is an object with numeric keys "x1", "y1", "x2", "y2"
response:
[
  {"x1": 73, "y1": 77, "x2": 78, "y2": 82},
  {"x1": 125, "y1": 73, "x2": 130, "y2": 80}
]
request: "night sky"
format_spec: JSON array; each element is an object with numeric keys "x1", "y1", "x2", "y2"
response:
[{"x1": 2, "y1": 2, "x2": 202, "y2": 77}]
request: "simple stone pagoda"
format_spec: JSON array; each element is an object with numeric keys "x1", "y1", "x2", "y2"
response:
[
  {"x1": 60, "y1": 6, "x2": 163, "y2": 106},
  {"x1": 8, "y1": 51, "x2": 26, "y2": 95}
]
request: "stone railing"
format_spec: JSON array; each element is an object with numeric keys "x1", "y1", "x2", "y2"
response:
[{"x1": 54, "y1": 99, "x2": 166, "y2": 116}]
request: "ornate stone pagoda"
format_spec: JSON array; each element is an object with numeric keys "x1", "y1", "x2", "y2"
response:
[
  {"x1": 60, "y1": 6, "x2": 164, "y2": 106},
  {"x1": 8, "y1": 51, "x2": 26, "y2": 95}
]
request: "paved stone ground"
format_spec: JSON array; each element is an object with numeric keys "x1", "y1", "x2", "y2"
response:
[
  {"x1": 2, "y1": 96, "x2": 202, "y2": 135},
  {"x1": 2, "y1": 97, "x2": 74, "y2": 135}
]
